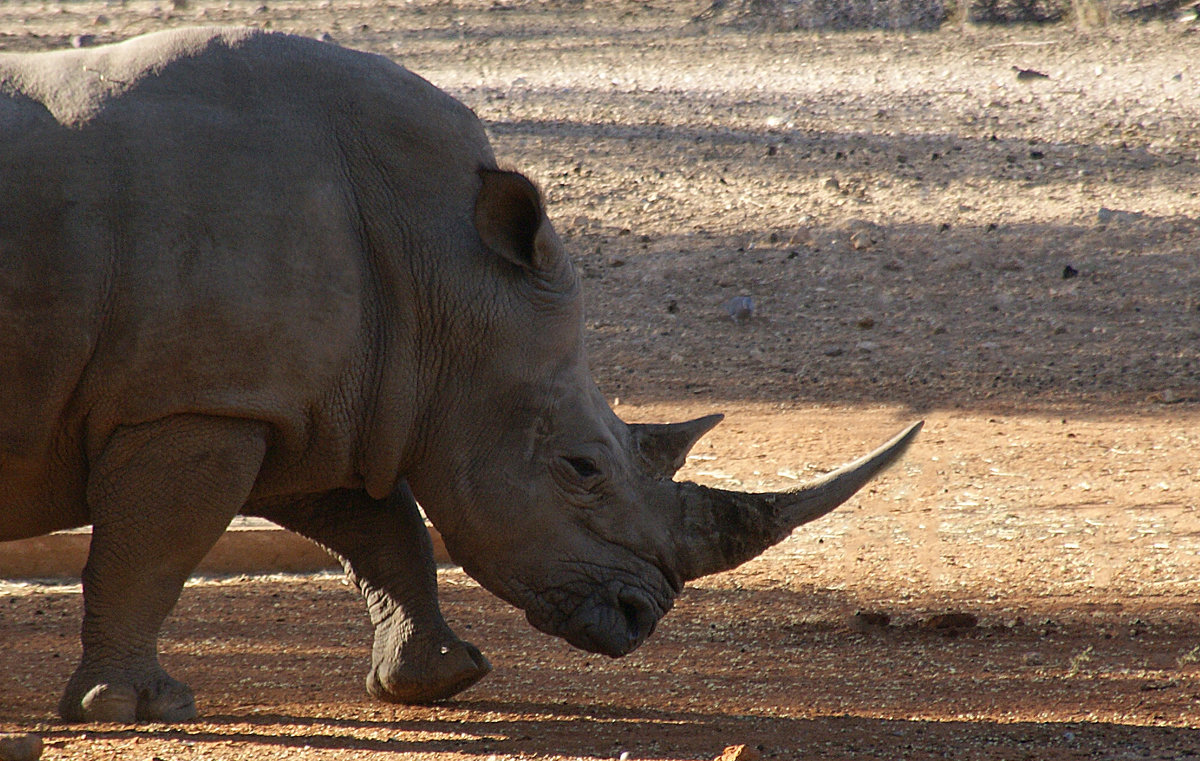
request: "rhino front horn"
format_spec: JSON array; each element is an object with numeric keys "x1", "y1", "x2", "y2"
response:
[{"x1": 673, "y1": 421, "x2": 923, "y2": 582}]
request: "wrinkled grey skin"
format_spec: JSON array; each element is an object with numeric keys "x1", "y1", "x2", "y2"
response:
[{"x1": 0, "y1": 28, "x2": 920, "y2": 724}]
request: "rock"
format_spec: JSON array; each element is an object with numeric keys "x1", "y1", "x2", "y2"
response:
[
  {"x1": 1149, "y1": 389, "x2": 1194, "y2": 404},
  {"x1": 723, "y1": 295, "x2": 754, "y2": 321},
  {"x1": 1062, "y1": 264, "x2": 1079, "y2": 279},
  {"x1": 1013, "y1": 66, "x2": 1049, "y2": 80},
  {"x1": 849, "y1": 229, "x2": 875, "y2": 250},
  {"x1": 0, "y1": 734, "x2": 42, "y2": 761},
  {"x1": 715, "y1": 745, "x2": 760, "y2": 761},
  {"x1": 922, "y1": 612, "x2": 978, "y2": 633},
  {"x1": 855, "y1": 340, "x2": 878, "y2": 352},
  {"x1": 71, "y1": 34, "x2": 96, "y2": 48},
  {"x1": 856, "y1": 316, "x2": 876, "y2": 330},
  {"x1": 1097, "y1": 207, "x2": 1144, "y2": 226},
  {"x1": 850, "y1": 610, "x2": 890, "y2": 632}
]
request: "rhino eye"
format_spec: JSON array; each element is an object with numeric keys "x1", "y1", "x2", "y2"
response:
[{"x1": 563, "y1": 456, "x2": 601, "y2": 481}]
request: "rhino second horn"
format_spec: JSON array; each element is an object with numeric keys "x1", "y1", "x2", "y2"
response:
[
  {"x1": 630, "y1": 413, "x2": 724, "y2": 479},
  {"x1": 673, "y1": 420, "x2": 923, "y2": 582}
]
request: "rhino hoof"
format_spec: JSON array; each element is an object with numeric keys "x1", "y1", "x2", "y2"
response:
[
  {"x1": 64, "y1": 677, "x2": 196, "y2": 723},
  {"x1": 368, "y1": 639, "x2": 492, "y2": 704}
]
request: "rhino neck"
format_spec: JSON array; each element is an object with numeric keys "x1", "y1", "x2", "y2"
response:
[{"x1": 355, "y1": 242, "x2": 504, "y2": 501}]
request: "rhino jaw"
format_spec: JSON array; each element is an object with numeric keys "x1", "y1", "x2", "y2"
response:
[{"x1": 673, "y1": 421, "x2": 923, "y2": 582}]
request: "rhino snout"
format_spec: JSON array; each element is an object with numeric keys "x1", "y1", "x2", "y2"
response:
[{"x1": 545, "y1": 584, "x2": 664, "y2": 658}]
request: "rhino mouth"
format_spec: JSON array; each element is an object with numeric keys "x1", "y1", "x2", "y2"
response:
[{"x1": 526, "y1": 579, "x2": 672, "y2": 658}]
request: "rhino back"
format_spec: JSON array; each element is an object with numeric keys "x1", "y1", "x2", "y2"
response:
[{"x1": 0, "y1": 28, "x2": 496, "y2": 534}]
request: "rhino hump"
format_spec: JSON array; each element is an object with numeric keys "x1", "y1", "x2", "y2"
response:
[{"x1": 0, "y1": 27, "x2": 496, "y2": 530}]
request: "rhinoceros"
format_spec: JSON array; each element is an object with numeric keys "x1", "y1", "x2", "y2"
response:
[{"x1": 0, "y1": 27, "x2": 921, "y2": 723}]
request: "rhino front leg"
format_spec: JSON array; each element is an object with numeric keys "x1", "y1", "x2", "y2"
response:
[
  {"x1": 61, "y1": 415, "x2": 267, "y2": 722},
  {"x1": 247, "y1": 484, "x2": 491, "y2": 704}
]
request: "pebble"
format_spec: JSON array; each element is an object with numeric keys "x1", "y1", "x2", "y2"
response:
[
  {"x1": 1013, "y1": 66, "x2": 1050, "y2": 80},
  {"x1": 71, "y1": 34, "x2": 96, "y2": 48},
  {"x1": 715, "y1": 745, "x2": 760, "y2": 761},
  {"x1": 850, "y1": 610, "x2": 891, "y2": 632},
  {"x1": 855, "y1": 340, "x2": 878, "y2": 352},
  {"x1": 849, "y1": 229, "x2": 875, "y2": 250},
  {"x1": 723, "y1": 295, "x2": 754, "y2": 321},
  {"x1": 0, "y1": 734, "x2": 42, "y2": 761},
  {"x1": 1096, "y1": 207, "x2": 1144, "y2": 225},
  {"x1": 922, "y1": 612, "x2": 978, "y2": 632}
]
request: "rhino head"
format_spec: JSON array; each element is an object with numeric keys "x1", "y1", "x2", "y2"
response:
[{"x1": 403, "y1": 168, "x2": 921, "y2": 657}]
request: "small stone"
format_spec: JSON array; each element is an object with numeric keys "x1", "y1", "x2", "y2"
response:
[
  {"x1": 849, "y1": 229, "x2": 875, "y2": 250},
  {"x1": 1097, "y1": 207, "x2": 1144, "y2": 226},
  {"x1": 1062, "y1": 264, "x2": 1079, "y2": 279},
  {"x1": 71, "y1": 34, "x2": 96, "y2": 48},
  {"x1": 822, "y1": 346, "x2": 844, "y2": 357},
  {"x1": 856, "y1": 340, "x2": 878, "y2": 352},
  {"x1": 715, "y1": 745, "x2": 760, "y2": 761},
  {"x1": 1023, "y1": 651, "x2": 1044, "y2": 666},
  {"x1": 723, "y1": 296, "x2": 754, "y2": 321},
  {"x1": 1013, "y1": 66, "x2": 1050, "y2": 80},
  {"x1": 1150, "y1": 389, "x2": 1186, "y2": 404},
  {"x1": 856, "y1": 316, "x2": 876, "y2": 330},
  {"x1": 787, "y1": 227, "x2": 814, "y2": 248},
  {"x1": 922, "y1": 612, "x2": 978, "y2": 632},
  {"x1": 849, "y1": 610, "x2": 890, "y2": 632},
  {"x1": 315, "y1": 31, "x2": 334, "y2": 43},
  {"x1": 823, "y1": 176, "x2": 840, "y2": 192},
  {"x1": 0, "y1": 734, "x2": 42, "y2": 761}
]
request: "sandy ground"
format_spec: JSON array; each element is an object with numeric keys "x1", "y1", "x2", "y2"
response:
[{"x1": 2, "y1": 1, "x2": 1200, "y2": 759}]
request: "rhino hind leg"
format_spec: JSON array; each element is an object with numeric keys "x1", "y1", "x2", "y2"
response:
[
  {"x1": 61, "y1": 415, "x2": 268, "y2": 722},
  {"x1": 247, "y1": 484, "x2": 491, "y2": 704}
]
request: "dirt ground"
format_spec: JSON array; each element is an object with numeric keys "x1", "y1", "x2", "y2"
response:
[{"x1": 3, "y1": 1, "x2": 1200, "y2": 759}]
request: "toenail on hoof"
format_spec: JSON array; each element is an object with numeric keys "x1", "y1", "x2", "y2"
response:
[{"x1": 80, "y1": 684, "x2": 138, "y2": 723}]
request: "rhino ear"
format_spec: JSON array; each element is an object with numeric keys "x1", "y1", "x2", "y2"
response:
[
  {"x1": 631, "y1": 414, "x2": 725, "y2": 479},
  {"x1": 475, "y1": 168, "x2": 563, "y2": 274}
]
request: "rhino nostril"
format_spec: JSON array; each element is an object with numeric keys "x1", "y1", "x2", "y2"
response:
[
  {"x1": 617, "y1": 590, "x2": 656, "y2": 646},
  {"x1": 620, "y1": 600, "x2": 641, "y2": 641}
]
